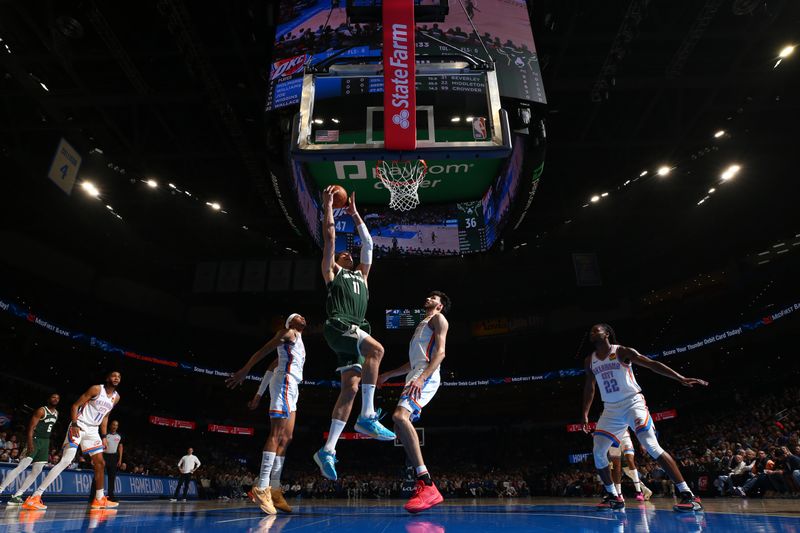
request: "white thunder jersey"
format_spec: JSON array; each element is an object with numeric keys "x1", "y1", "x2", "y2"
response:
[
  {"x1": 76, "y1": 386, "x2": 117, "y2": 428},
  {"x1": 277, "y1": 332, "x2": 305, "y2": 382},
  {"x1": 409, "y1": 315, "x2": 440, "y2": 377},
  {"x1": 590, "y1": 345, "x2": 642, "y2": 403}
]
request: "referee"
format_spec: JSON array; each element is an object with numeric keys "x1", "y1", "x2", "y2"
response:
[{"x1": 89, "y1": 420, "x2": 123, "y2": 501}]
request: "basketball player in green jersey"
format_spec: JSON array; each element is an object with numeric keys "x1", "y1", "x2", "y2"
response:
[
  {"x1": 313, "y1": 186, "x2": 395, "y2": 481},
  {"x1": 1, "y1": 393, "x2": 59, "y2": 505}
]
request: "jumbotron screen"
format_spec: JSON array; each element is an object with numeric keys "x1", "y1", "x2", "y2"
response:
[
  {"x1": 267, "y1": 0, "x2": 545, "y2": 111},
  {"x1": 386, "y1": 308, "x2": 426, "y2": 329}
]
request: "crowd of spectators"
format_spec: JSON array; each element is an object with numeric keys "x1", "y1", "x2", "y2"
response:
[{"x1": 548, "y1": 387, "x2": 800, "y2": 499}]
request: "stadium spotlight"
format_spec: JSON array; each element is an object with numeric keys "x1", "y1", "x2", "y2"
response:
[
  {"x1": 721, "y1": 164, "x2": 741, "y2": 181},
  {"x1": 590, "y1": 195, "x2": 600, "y2": 203},
  {"x1": 146, "y1": 179, "x2": 158, "y2": 188},
  {"x1": 714, "y1": 130, "x2": 726, "y2": 138},
  {"x1": 601, "y1": 192, "x2": 609, "y2": 197},
  {"x1": 708, "y1": 188, "x2": 716, "y2": 194},
  {"x1": 81, "y1": 181, "x2": 100, "y2": 198},
  {"x1": 779, "y1": 45, "x2": 795, "y2": 58},
  {"x1": 168, "y1": 183, "x2": 176, "y2": 189},
  {"x1": 450, "y1": 117, "x2": 461, "y2": 122},
  {"x1": 657, "y1": 166, "x2": 671, "y2": 177},
  {"x1": 206, "y1": 202, "x2": 221, "y2": 211},
  {"x1": 639, "y1": 170, "x2": 648, "y2": 177}
]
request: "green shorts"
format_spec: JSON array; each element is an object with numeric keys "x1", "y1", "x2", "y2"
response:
[
  {"x1": 324, "y1": 317, "x2": 371, "y2": 373},
  {"x1": 23, "y1": 438, "x2": 50, "y2": 463}
]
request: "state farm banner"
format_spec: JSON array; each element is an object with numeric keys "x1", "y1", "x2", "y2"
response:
[
  {"x1": 566, "y1": 409, "x2": 678, "y2": 432},
  {"x1": 149, "y1": 416, "x2": 196, "y2": 430},
  {"x1": 208, "y1": 424, "x2": 254, "y2": 436},
  {"x1": 383, "y1": 0, "x2": 416, "y2": 150}
]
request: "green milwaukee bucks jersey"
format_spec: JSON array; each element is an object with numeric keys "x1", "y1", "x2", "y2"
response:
[
  {"x1": 33, "y1": 407, "x2": 58, "y2": 439},
  {"x1": 326, "y1": 268, "x2": 369, "y2": 324}
]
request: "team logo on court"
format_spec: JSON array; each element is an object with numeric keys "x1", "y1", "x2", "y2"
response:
[{"x1": 392, "y1": 109, "x2": 410, "y2": 129}]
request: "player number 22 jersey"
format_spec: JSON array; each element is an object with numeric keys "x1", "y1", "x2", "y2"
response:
[{"x1": 590, "y1": 345, "x2": 642, "y2": 403}]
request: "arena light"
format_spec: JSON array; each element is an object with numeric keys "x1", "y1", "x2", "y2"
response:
[
  {"x1": 466, "y1": 116, "x2": 474, "y2": 121},
  {"x1": 601, "y1": 192, "x2": 609, "y2": 197},
  {"x1": 779, "y1": 44, "x2": 795, "y2": 59},
  {"x1": 206, "y1": 201, "x2": 221, "y2": 211},
  {"x1": 146, "y1": 179, "x2": 158, "y2": 188},
  {"x1": 590, "y1": 195, "x2": 600, "y2": 203},
  {"x1": 450, "y1": 117, "x2": 461, "y2": 122},
  {"x1": 708, "y1": 188, "x2": 716, "y2": 194},
  {"x1": 697, "y1": 198, "x2": 706, "y2": 205},
  {"x1": 81, "y1": 181, "x2": 100, "y2": 198},
  {"x1": 168, "y1": 183, "x2": 176, "y2": 189},
  {"x1": 714, "y1": 130, "x2": 726, "y2": 138},
  {"x1": 657, "y1": 166, "x2": 671, "y2": 177},
  {"x1": 313, "y1": 118, "x2": 324, "y2": 124},
  {"x1": 39, "y1": 81, "x2": 49, "y2": 92},
  {"x1": 721, "y1": 164, "x2": 741, "y2": 181},
  {"x1": 639, "y1": 170, "x2": 648, "y2": 177},
  {"x1": 331, "y1": 118, "x2": 340, "y2": 124},
  {"x1": 106, "y1": 205, "x2": 113, "y2": 210},
  {"x1": 624, "y1": 180, "x2": 631, "y2": 186}
]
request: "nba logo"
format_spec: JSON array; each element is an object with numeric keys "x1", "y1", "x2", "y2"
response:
[{"x1": 472, "y1": 117, "x2": 487, "y2": 140}]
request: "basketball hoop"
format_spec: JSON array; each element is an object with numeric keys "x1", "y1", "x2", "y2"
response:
[{"x1": 375, "y1": 160, "x2": 428, "y2": 211}]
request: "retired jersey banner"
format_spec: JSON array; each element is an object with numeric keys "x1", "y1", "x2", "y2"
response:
[
  {"x1": 208, "y1": 424, "x2": 254, "y2": 436},
  {"x1": 149, "y1": 416, "x2": 196, "y2": 430},
  {"x1": 383, "y1": 0, "x2": 416, "y2": 150}
]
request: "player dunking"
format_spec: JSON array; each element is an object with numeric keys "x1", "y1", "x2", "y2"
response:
[
  {"x1": 24, "y1": 371, "x2": 121, "y2": 510},
  {"x1": 379, "y1": 291, "x2": 450, "y2": 513},
  {"x1": 608, "y1": 428, "x2": 652, "y2": 501},
  {"x1": 581, "y1": 324, "x2": 707, "y2": 512},
  {"x1": 314, "y1": 187, "x2": 395, "y2": 481},
  {"x1": 0, "y1": 393, "x2": 59, "y2": 505},
  {"x1": 227, "y1": 314, "x2": 307, "y2": 515}
]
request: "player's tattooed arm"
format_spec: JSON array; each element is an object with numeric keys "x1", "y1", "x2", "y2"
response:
[
  {"x1": 226, "y1": 329, "x2": 290, "y2": 389},
  {"x1": 321, "y1": 186, "x2": 338, "y2": 283},
  {"x1": 621, "y1": 347, "x2": 709, "y2": 387},
  {"x1": 581, "y1": 356, "x2": 595, "y2": 432}
]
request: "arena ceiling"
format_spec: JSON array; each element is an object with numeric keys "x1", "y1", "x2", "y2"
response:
[{"x1": 1, "y1": 0, "x2": 799, "y2": 289}]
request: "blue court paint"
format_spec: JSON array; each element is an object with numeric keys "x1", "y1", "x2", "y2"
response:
[{"x1": 2, "y1": 501, "x2": 799, "y2": 532}]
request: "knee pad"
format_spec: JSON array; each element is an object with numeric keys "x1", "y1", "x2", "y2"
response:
[
  {"x1": 593, "y1": 435, "x2": 614, "y2": 469},
  {"x1": 636, "y1": 427, "x2": 664, "y2": 459}
]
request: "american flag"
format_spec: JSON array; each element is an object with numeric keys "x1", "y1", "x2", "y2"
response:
[{"x1": 315, "y1": 130, "x2": 340, "y2": 142}]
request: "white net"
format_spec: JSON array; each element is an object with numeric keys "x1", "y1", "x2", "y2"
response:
[{"x1": 375, "y1": 160, "x2": 428, "y2": 211}]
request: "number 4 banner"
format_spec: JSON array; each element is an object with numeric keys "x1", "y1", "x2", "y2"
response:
[{"x1": 47, "y1": 138, "x2": 82, "y2": 195}]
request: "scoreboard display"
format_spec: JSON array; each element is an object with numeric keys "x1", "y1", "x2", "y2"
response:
[{"x1": 386, "y1": 308, "x2": 426, "y2": 329}]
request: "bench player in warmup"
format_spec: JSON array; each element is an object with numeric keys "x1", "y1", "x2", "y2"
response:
[
  {"x1": 379, "y1": 291, "x2": 450, "y2": 513},
  {"x1": 581, "y1": 324, "x2": 707, "y2": 512},
  {"x1": 314, "y1": 186, "x2": 395, "y2": 481},
  {"x1": 227, "y1": 313, "x2": 307, "y2": 515},
  {"x1": 0, "y1": 393, "x2": 59, "y2": 505},
  {"x1": 24, "y1": 371, "x2": 121, "y2": 510}
]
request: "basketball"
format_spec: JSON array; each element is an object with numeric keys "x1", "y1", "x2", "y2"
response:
[{"x1": 330, "y1": 185, "x2": 348, "y2": 208}]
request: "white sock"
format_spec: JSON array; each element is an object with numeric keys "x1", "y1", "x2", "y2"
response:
[
  {"x1": 324, "y1": 419, "x2": 346, "y2": 452},
  {"x1": 360, "y1": 384, "x2": 376, "y2": 417},
  {"x1": 13, "y1": 462, "x2": 45, "y2": 497},
  {"x1": 259, "y1": 452, "x2": 276, "y2": 489},
  {"x1": 675, "y1": 481, "x2": 690, "y2": 494},
  {"x1": 604, "y1": 483, "x2": 618, "y2": 496},
  {"x1": 415, "y1": 465, "x2": 428, "y2": 476},
  {"x1": 624, "y1": 468, "x2": 641, "y2": 492},
  {"x1": 0, "y1": 456, "x2": 32, "y2": 492},
  {"x1": 269, "y1": 456, "x2": 284, "y2": 489},
  {"x1": 34, "y1": 447, "x2": 76, "y2": 496},
  {"x1": 615, "y1": 483, "x2": 622, "y2": 495},
  {"x1": 95, "y1": 489, "x2": 104, "y2": 500}
]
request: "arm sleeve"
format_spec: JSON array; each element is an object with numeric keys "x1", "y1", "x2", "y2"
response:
[
  {"x1": 356, "y1": 223, "x2": 373, "y2": 265},
  {"x1": 257, "y1": 370, "x2": 274, "y2": 397}
]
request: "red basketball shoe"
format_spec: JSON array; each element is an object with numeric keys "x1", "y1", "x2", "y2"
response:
[{"x1": 404, "y1": 480, "x2": 444, "y2": 514}]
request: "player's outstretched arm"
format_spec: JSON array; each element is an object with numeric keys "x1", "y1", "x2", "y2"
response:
[
  {"x1": 378, "y1": 362, "x2": 413, "y2": 386},
  {"x1": 226, "y1": 331, "x2": 290, "y2": 389},
  {"x1": 249, "y1": 358, "x2": 280, "y2": 410},
  {"x1": 347, "y1": 191, "x2": 373, "y2": 280},
  {"x1": 26, "y1": 407, "x2": 45, "y2": 454},
  {"x1": 321, "y1": 186, "x2": 338, "y2": 284},
  {"x1": 621, "y1": 347, "x2": 709, "y2": 387},
  {"x1": 581, "y1": 356, "x2": 595, "y2": 432}
]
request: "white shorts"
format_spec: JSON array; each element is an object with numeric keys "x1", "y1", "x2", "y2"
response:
[
  {"x1": 608, "y1": 430, "x2": 635, "y2": 457},
  {"x1": 397, "y1": 367, "x2": 440, "y2": 422},
  {"x1": 595, "y1": 393, "x2": 653, "y2": 449},
  {"x1": 63, "y1": 424, "x2": 104, "y2": 456},
  {"x1": 269, "y1": 372, "x2": 299, "y2": 419}
]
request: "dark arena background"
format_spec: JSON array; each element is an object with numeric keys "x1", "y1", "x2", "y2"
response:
[{"x1": 1, "y1": 0, "x2": 800, "y2": 531}]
